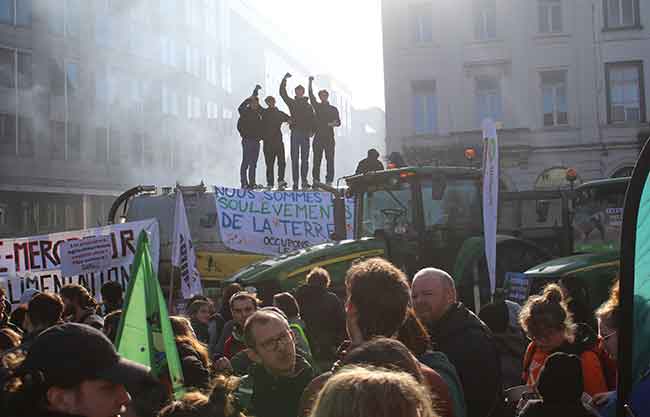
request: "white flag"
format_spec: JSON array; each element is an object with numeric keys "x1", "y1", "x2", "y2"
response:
[
  {"x1": 171, "y1": 192, "x2": 203, "y2": 299},
  {"x1": 482, "y1": 118, "x2": 499, "y2": 296}
]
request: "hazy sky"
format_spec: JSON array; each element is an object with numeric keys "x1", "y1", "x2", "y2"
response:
[{"x1": 246, "y1": 0, "x2": 385, "y2": 110}]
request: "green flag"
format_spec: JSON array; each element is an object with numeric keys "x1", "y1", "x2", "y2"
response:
[
  {"x1": 115, "y1": 230, "x2": 186, "y2": 399},
  {"x1": 619, "y1": 138, "x2": 650, "y2": 416}
]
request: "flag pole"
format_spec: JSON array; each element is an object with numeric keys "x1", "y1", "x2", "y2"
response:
[{"x1": 168, "y1": 267, "x2": 176, "y2": 313}]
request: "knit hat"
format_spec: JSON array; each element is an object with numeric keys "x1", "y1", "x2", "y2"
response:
[{"x1": 537, "y1": 352, "x2": 584, "y2": 403}]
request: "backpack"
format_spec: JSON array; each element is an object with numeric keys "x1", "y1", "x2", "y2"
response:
[{"x1": 522, "y1": 336, "x2": 615, "y2": 390}]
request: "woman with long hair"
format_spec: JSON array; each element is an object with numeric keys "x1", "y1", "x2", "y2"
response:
[
  {"x1": 170, "y1": 316, "x2": 211, "y2": 391},
  {"x1": 186, "y1": 299, "x2": 212, "y2": 345}
]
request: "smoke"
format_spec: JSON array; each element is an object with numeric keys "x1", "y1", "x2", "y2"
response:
[{"x1": 19, "y1": 0, "x2": 384, "y2": 193}]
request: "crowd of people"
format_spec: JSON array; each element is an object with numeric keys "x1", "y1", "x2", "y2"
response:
[{"x1": 0, "y1": 257, "x2": 646, "y2": 417}]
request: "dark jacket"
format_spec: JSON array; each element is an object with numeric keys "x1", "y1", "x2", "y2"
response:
[
  {"x1": 355, "y1": 157, "x2": 384, "y2": 174},
  {"x1": 295, "y1": 284, "x2": 346, "y2": 361},
  {"x1": 190, "y1": 319, "x2": 210, "y2": 345},
  {"x1": 492, "y1": 330, "x2": 527, "y2": 389},
  {"x1": 77, "y1": 308, "x2": 103, "y2": 330},
  {"x1": 309, "y1": 84, "x2": 340, "y2": 139},
  {"x1": 428, "y1": 302, "x2": 503, "y2": 417},
  {"x1": 280, "y1": 79, "x2": 315, "y2": 134},
  {"x1": 241, "y1": 355, "x2": 314, "y2": 417},
  {"x1": 208, "y1": 313, "x2": 225, "y2": 358},
  {"x1": 176, "y1": 342, "x2": 211, "y2": 390},
  {"x1": 237, "y1": 97, "x2": 263, "y2": 140},
  {"x1": 261, "y1": 107, "x2": 290, "y2": 143}
]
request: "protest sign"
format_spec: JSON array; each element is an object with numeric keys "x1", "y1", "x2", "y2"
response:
[
  {"x1": 215, "y1": 187, "x2": 354, "y2": 256},
  {"x1": 60, "y1": 235, "x2": 114, "y2": 276},
  {"x1": 0, "y1": 219, "x2": 159, "y2": 306},
  {"x1": 504, "y1": 272, "x2": 530, "y2": 304}
]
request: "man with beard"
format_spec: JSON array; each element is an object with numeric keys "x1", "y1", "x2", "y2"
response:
[
  {"x1": 235, "y1": 309, "x2": 314, "y2": 417},
  {"x1": 60, "y1": 284, "x2": 103, "y2": 330},
  {"x1": 412, "y1": 268, "x2": 503, "y2": 417},
  {"x1": 2, "y1": 323, "x2": 153, "y2": 417}
]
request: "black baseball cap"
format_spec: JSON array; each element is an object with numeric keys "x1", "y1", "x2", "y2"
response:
[{"x1": 20, "y1": 323, "x2": 152, "y2": 388}]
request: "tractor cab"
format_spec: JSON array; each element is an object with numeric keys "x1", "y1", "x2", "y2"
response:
[{"x1": 347, "y1": 167, "x2": 482, "y2": 275}]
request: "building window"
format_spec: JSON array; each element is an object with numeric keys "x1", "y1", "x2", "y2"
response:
[
  {"x1": 131, "y1": 132, "x2": 143, "y2": 166},
  {"x1": 143, "y1": 133, "x2": 154, "y2": 166},
  {"x1": 538, "y1": 0, "x2": 562, "y2": 33},
  {"x1": 474, "y1": 0, "x2": 496, "y2": 40},
  {"x1": 0, "y1": 0, "x2": 31, "y2": 26},
  {"x1": 409, "y1": 3, "x2": 433, "y2": 44},
  {"x1": 0, "y1": 113, "x2": 16, "y2": 155},
  {"x1": 0, "y1": 0, "x2": 12, "y2": 24},
  {"x1": 50, "y1": 120, "x2": 65, "y2": 160},
  {"x1": 18, "y1": 115, "x2": 33, "y2": 156},
  {"x1": 109, "y1": 129, "x2": 121, "y2": 164},
  {"x1": 411, "y1": 80, "x2": 437, "y2": 135},
  {"x1": 16, "y1": 0, "x2": 31, "y2": 26},
  {"x1": 17, "y1": 51, "x2": 31, "y2": 90},
  {"x1": 607, "y1": 62, "x2": 645, "y2": 123},
  {"x1": 187, "y1": 96, "x2": 201, "y2": 119},
  {"x1": 162, "y1": 85, "x2": 179, "y2": 116},
  {"x1": 68, "y1": 123, "x2": 80, "y2": 160},
  {"x1": 0, "y1": 48, "x2": 14, "y2": 89},
  {"x1": 66, "y1": 62, "x2": 80, "y2": 99},
  {"x1": 476, "y1": 77, "x2": 502, "y2": 125},
  {"x1": 65, "y1": 0, "x2": 80, "y2": 37},
  {"x1": 604, "y1": 0, "x2": 640, "y2": 29},
  {"x1": 541, "y1": 71, "x2": 568, "y2": 126},
  {"x1": 95, "y1": 127, "x2": 108, "y2": 162}
]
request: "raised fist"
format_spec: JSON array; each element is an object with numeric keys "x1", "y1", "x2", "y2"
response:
[
  {"x1": 309, "y1": 76, "x2": 314, "y2": 82},
  {"x1": 255, "y1": 84, "x2": 262, "y2": 91},
  {"x1": 284, "y1": 72, "x2": 292, "y2": 79}
]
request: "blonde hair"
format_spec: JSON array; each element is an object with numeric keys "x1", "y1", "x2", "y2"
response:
[
  {"x1": 169, "y1": 316, "x2": 210, "y2": 368},
  {"x1": 309, "y1": 365, "x2": 438, "y2": 417},
  {"x1": 596, "y1": 279, "x2": 620, "y2": 329},
  {"x1": 519, "y1": 283, "x2": 575, "y2": 341}
]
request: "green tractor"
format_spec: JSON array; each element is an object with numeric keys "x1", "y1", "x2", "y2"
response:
[
  {"x1": 227, "y1": 166, "x2": 565, "y2": 307},
  {"x1": 523, "y1": 177, "x2": 628, "y2": 313}
]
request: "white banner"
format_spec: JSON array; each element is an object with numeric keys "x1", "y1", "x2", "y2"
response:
[
  {"x1": 482, "y1": 119, "x2": 499, "y2": 295},
  {"x1": 0, "y1": 219, "x2": 159, "y2": 306},
  {"x1": 215, "y1": 187, "x2": 355, "y2": 256},
  {"x1": 171, "y1": 192, "x2": 203, "y2": 299}
]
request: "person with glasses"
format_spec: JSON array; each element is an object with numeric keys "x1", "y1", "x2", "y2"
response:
[
  {"x1": 519, "y1": 283, "x2": 608, "y2": 398},
  {"x1": 591, "y1": 279, "x2": 650, "y2": 417},
  {"x1": 234, "y1": 308, "x2": 314, "y2": 417}
]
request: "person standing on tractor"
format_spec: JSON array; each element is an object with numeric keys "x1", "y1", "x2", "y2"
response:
[
  {"x1": 308, "y1": 76, "x2": 341, "y2": 186},
  {"x1": 258, "y1": 94, "x2": 291, "y2": 190},
  {"x1": 237, "y1": 85, "x2": 264, "y2": 189},
  {"x1": 280, "y1": 73, "x2": 316, "y2": 190}
]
